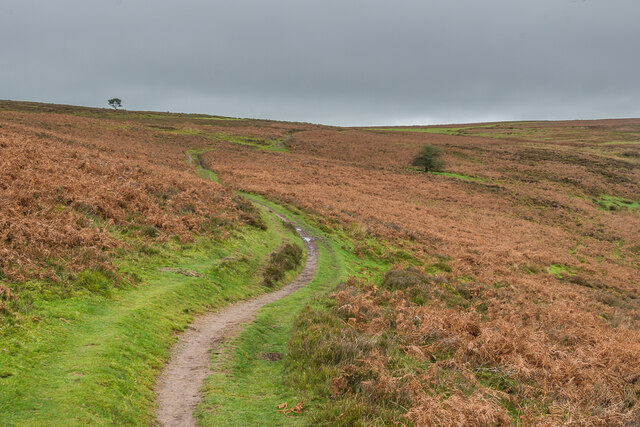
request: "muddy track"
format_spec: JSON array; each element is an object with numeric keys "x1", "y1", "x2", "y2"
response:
[{"x1": 155, "y1": 204, "x2": 319, "y2": 427}]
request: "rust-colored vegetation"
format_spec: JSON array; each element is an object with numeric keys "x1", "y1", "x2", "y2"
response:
[
  {"x1": 203, "y1": 119, "x2": 640, "y2": 424},
  {"x1": 0, "y1": 102, "x2": 270, "y2": 293},
  {"x1": 2, "y1": 100, "x2": 639, "y2": 423}
]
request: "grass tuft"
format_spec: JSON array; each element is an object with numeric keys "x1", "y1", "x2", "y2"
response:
[{"x1": 263, "y1": 243, "x2": 304, "y2": 287}]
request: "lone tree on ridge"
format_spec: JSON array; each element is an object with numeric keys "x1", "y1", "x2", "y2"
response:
[
  {"x1": 107, "y1": 98, "x2": 122, "y2": 110},
  {"x1": 412, "y1": 144, "x2": 445, "y2": 172}
]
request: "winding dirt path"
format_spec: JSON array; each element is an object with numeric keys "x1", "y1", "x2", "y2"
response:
[{"x1": 155, "y1": 205, "x2": 318, "y2": 427}]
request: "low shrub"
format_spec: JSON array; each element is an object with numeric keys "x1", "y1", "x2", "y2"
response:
[
  {"x1": 380, "y1": 267, "x2": 429, "y2": 290},
  {"x1": 75, "y1": 269, "x2": 113, "y2": 296},
  {"x1": 282, "y1": 220, "x2": 297, "y2": 233},
  {"x1": 426, "y1": 261, "x2": 452, "y2": 274},
  {"x1": 263, "y1": 243, "x2": 303, "y2": 287},
  {"x1": 411, "y1": 144, "x2": 445, "y2": 172},
  {"x1": 233, "y1": 196, "x2": 267, "y2": 230}
]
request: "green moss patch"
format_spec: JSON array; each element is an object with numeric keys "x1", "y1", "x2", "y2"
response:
[
  {"x1": 547, "y1": 264, "x2": 577, "y2": 278},
  {"x1": 596, "y1": 194, "x2": 639, "y2": 211}
]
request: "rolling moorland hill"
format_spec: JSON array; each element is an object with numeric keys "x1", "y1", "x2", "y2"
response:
[
  {"x1": 203, "y1": 118, "x2": 640, "y2": 424},
  {"x1": 1, "y1": 100, "x2": 639, "y2": 425}
]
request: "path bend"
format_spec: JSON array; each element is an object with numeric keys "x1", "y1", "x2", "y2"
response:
[{"x1": 155, "y1": 204, "x2": 318, "y2": 427}]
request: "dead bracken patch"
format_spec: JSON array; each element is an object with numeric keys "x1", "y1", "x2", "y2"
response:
[
  {"x1": 274, "y1": 401, "x2": 304, "y2": 416},
  {"x1": 0, "y1": 110, "x2": 243, "y2": 288}
]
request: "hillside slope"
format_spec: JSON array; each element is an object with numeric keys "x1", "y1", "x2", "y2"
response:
[
  {"x1": 1, "y1": 101, "x2": 639, "y2": 425},
  {"x1": 0, "y1": 101, "x2": 313, "y2": 425},
  {"x1": 202, "y1": 119, "x2": 640, "y2": 424}
]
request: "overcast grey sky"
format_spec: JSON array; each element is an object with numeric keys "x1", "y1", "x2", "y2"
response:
[{"x1": 1, "y1": 0, "x2": 638, "y2": 126}]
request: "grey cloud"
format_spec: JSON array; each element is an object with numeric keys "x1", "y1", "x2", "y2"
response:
[{"x1": 1, "y1": 0, "x2": 639, "y2": 125}]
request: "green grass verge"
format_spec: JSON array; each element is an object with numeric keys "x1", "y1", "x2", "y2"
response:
[
  {"x1": 547, "y1": 264, "x2": 576, "y2": 278},
  {"x1": 196, "y1": 194, "x2": 388, "y2": 426},
  {"x1": 403, "y1": 167, "x2": 484, "y2": 182},
  {"x1": 224, "y1": 135, "x2": 290, "y2": 152},
  {"x1": 430, "y1": 171, "x2": 484, "y2": 182},
  {"x1": 596, "y1": 194, "x2": 639, "y2": 211},
  {"x1": 164, "y1": 127, "x2": 289, "y2": 152},
  {"x1": 186, "y1": 149, "x2": 220, "y2": 183},
  {"x1": 0, "y1": 207, "x2": 301, "y2": 426}
]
